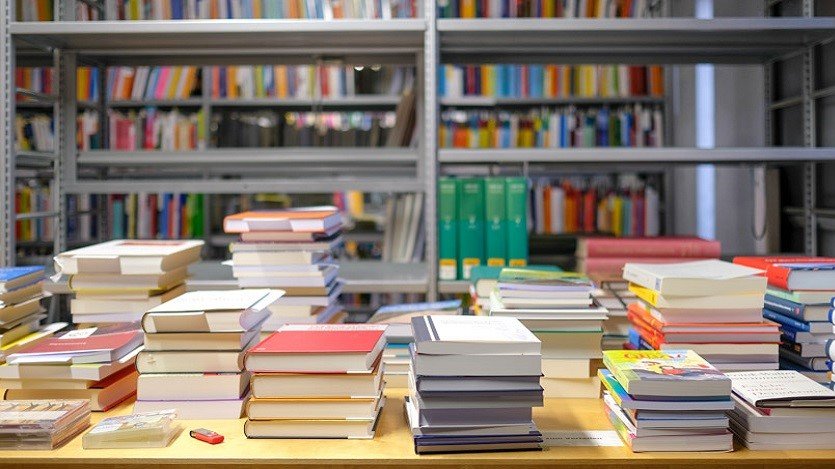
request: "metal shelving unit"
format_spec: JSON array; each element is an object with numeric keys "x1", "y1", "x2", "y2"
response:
[{"x1": 3, "y1": 1, "x2": 835, "y2": 298}]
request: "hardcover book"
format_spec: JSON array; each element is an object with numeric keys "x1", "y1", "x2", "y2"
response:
[
  {"x1": 733, "y1": 256, "x2": 835, "y2": 290},
  {"x1": 223, "y1": 207, "x2": 341, "y2": 233},
  {"x1": 0, "y1": 266, "x2": 44, "y2": 292},
  {"x1": 623, "y1": 259, "x2": 765, "y2": 296},
  {"x1": 55, "y1": 239, "x2": 204, "y2": 275}
]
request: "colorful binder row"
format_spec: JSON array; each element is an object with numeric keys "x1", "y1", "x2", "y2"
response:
[
  {"x1": 105, "y1": 0, "x2": 416, "y2": 20},
  {"x1": 439, "y1": 105, "x2": 664, "y2": 148},
  {"x1": 438, "y1": 0, "x2": 658, "y2": 18},
  {"x1": 107, "y1": 66, "x2": 201, "y2": 101},
  {"x1": 106, "y1": 193, "x2": 206, "y2": 240}
]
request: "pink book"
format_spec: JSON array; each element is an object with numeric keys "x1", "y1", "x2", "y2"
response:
[
  {"x1": 154, "y1": 67, "x2": 172, "y2": 100},
  {"x1": 578, "y1": 257, "x2": 711, "y2": 276},
  {"x1": 576, "y1": 236, "x2": 721, "y2": 258}
]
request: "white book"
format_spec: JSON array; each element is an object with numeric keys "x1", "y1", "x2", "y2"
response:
[
  {"x1": 725, "y1": 370, "x2": 835, "y2": 408},
  {"x1": 412, "y1": 351, "x2": 541, "y2": 377},
  {"x1": 145, "y1": 289, "x2": 282, "y2": 315},
  {"x1": 133, "y1": 395, "x2": 248, "y2": 420},
  {"x1": 55, "y1": 239, "x2": 204, "y2": 275},
  {"x1": 411, "y1": 315, "x2": 540, "y2": 355},
  {"x1": 623, "y1": 260, "x2": 766, "y2": 296},
  {"x1": 137, "y1": 372, "x2": 249, "y2": 400}
]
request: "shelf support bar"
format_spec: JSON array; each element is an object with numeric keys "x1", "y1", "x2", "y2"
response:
[
  {"x1": 802, "y1": 0, "x2": 817, "y2": 255},
  {"x1": 1, "y1": 0, "x2": 15, "y2": 267},
  {"x1": 424, "y1": 0, "x2": 439, "y2": 300}
]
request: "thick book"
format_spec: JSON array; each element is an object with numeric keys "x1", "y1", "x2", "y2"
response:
[
  {"x1": 763, "y1": 294, "x2": 832, "y2": 322},
  {"x1": 4, "y1": 367, "x2": 138, "y2": 412},
  {"x1": 67, "y1": 267, "x2": 188, "y2": 293},
  {"x1": 6, "y1": 325, "x2": 143, "y2": 365},
  {"x1": 484, "y1": 178, "x2": 507, "y2": 268},
  {"x1": 247, "y1": 393, "x2": 383, "y2": 420},
  {"x1": 576, "y1": 237, "x2": 720, "y2": 258},
  {"x1": 0, "y1": 282, "x2": 43, "y2": 307},
  {"x1": 578, "y1": 257, "x2": 711, "y2": 275},
  {"x1": 144, "y1": 329, "x2": 260, "y2": 352},
  {"x1": 251, "y1": 361, "x2": 383, "y2": 399},
  {"x1": 762, "y1": 308, "x2": 832, "y2": 334},
  {"x1": 456, "y1": 178, "x2": 484, "y2": 280},
  {"x1": 497, "y1": 269, "x2": 594, "y2": 293},
  {"x1": 223, "y1": 207, "x2": 341, "y2": 233},
  {"x1": 602, "y1": 349, "x2": 731, "y2": 398},
  {"x1": 412, "y1": 315, "x2": 540, "y2": 355},
  {"x1": 246, "y1": 324, "x2": 387, "y2": 373},
  {"x1": 725, "y1": 370, "x2": 835, "y2": 408},
  {"x1": 0, "y1": 266, "x2": 44, "y2": 292},
  {"x1": 411, "y1": 345, "x2": 541, "y2": 377},
  {"x1": 766, "y1": 287, "x2": 835, "y2": 305},
  {"x1": 623, "y1": 259, "x2": 765, "y2": 296},
  {"x1": 70, "y1": 285, "x2": 187, "y2": 315},
  {"x1": 133, "y1": 394, "x2": 249, "y2": 419},
  {"x1": 437, "y1": 178, "x2": 458, "y2": 280},
  {"x1": 142, "y1": 289, "x2": 280, "y2": 333},
  {"x1": 505, "y1": 177, "x2": 528, "y2": 268},
  {"x1": 230, "y1": 251, "x2": 327, "y2": 266},
  {"x1": 639, "y1": 301, "x2": 764, "y2": 325},
  {"x1": 238, "y1": 226, "x2": 342, "y2": 243},
  {"x1": 136, "y1": 338, "x2": 256, "y2": 374},
  {"x1": 244, "y1": 414, "x2": 379, "y2": 439},
  {"x1": 55, "y1": 239, "x2": 204, "y2": 275},
  {"x1": 733, "y1": 256, "x2": 835, "y2": 290},
  {"x1": 628, "y1": 283, "x2": 764, "y2": 310},
  {"x1": 0, "y1": 297, "x2": 43, "y2": 328},
  {"x1": 598, "y1": 370, "x2": 733, "y2": 411},
  {"x1": 137, "y1": 372, "x2": 249, "y2": 400}
]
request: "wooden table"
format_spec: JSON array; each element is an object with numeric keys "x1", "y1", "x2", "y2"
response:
[{"x1": 3, "y1": 391, "x2": 835, "y2": 469}]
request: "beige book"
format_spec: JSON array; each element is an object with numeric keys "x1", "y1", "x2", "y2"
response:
[
  {"x1": 244, "y1": 413, "x2": 379, "y2": 439},
  {"x1": 231, "y1": 251, "x2": 325, "y2": 266},
  {"x1": 71, "y1": 284, "x2": 186, "y2": 314},
  {"x1": 251, "y1": 362, "x2": 382, "y2": 399},
  {"x1": 68, "y1": 267, "x2": 188, "y2": 293},
  {"x1": 541, "y1": 358, "x2": 593, "y2": 379},
  {"x1": 137, "y1": 372, "x2": 250, "y2": 400},
  {"x1": 0, "y1": 297, "x2": 42, "y2": 326},
  {"x1": 536, "y1": 331, "x2": 604, "y2": 360},
  {"x1": 55, "y1": 239, "x2": 204, "y2": 275},
  {"x1": 0, "y1": 282, "x2": 43, "y2": 305},
  {"x1": 541, "y1": 376, "x2": 601, "y2": 399},
  {"x1": 247, "y1": 393, "x2": 381, "y2": 420},
  {"x1": 4, "y1": 368, "x2": 138, "y2": 411},
  {"x1": 143, "y1": 329, "x2": 259, "y2": 352},
  {"x1": 136, "y1": 336, "x2": 256, "y2": 373}
]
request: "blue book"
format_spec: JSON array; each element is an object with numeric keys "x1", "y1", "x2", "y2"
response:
[
  {"x1": 0, "y1": 266, "x2": 44, "y2": 291},
  {"x1": 779, "y1": 359, "x2": 831, "y2": 384},
  {"x1": 112, "y1": 199, "x2": 125, "y2": 239},
  {"x1": 780, "y1": 325, "x2": 835, "y2": 344},
  {"x1": 763, "y1": 308, "x2": 833, "y2": 334},
  {"x1": 376, "y1": 300, "x2": 461, "y2": 315},
  {"x1": 780, "y1": 344, "x2": 830, "y2": 371},
  {"x1": 765, "y1": 294, "x2": 833, "y2": 323}
]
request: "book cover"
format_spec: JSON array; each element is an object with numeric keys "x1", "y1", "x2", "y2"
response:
[
  {"x1": 223, "y1": 207, "x2": 340, "y2": 233},
  {"x1": 602, "y1": 350, "x2": 729, "y2": 394},
  {"x1": 8, "y1": 324, "x2": 142, "y2": 363},
  {"x1": 437, "y1": 178, "x2": 458, "y2": 281},
  {"x1": 724, "y1": 370, "x2": 835, "y2": 408},
  {"x1": 250, "y1": 324, "x2": 387, "y2": 355},
  {"x1": 505, "y1": 177, "x2": 528, "y2": 268},
  {"x1": 576, "y1": 236, "x2": 720, "y2": 258},
  {"x1": 484, "y1": 178, "x2": 507, "y2": 268},
  {"x1": 0, "y1": 266, "x2": 44, "y2": 285},
  {"x1": 733, "y1": 256, "x2": 835, "y2": 290},
  {"x1": 456, "y1": 178, "x2": 485, "y2": 280},
  {"x1": 498, "y1": 268, "x2": 593, "y2": 291}
]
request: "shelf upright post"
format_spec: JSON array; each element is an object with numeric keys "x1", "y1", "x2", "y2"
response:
[
  {"x1": 801, "y1": 0, "x2": 817, "y2": 255},
  {"x1": 0, "y1": 0, "x2": 15, "y2": 267},
  {"x1": 424, "y1": 0, "x2": 438, "y2": 300},
  {"x1": 58, "y1": 51, "x2": 77, "y2": 256}
]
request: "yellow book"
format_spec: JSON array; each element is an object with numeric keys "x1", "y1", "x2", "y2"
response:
[
  {"x1": 253, "y1": 0, "x2": 262, "y2": 18},
  {"x1": 130, "y1": 0, "x2": 140, "y2": 20},
  {"x1": 227, "y1": 66, "x2": 237, "y2": 99},
  {"x1": 612, "y1": 196, "x2": 623, "y2": 236},
  {"x1": 627, "y1": 282, "x2": 661, "y2": 308},
  {"x1": 76, "y1": 68, "x2": 88, "y2": 101},
  {"x1": 166, "y1": 67, "x2": 182, "y2": 99},
  {"x1": 461, "y1": 0, "x2": 476, "y2": 18},
  {"x1": 275, "y1": 66, "x2": 288, "y2": 98}
]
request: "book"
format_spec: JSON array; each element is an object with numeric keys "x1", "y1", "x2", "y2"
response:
[
  {"x1": 137, "y1": 372, "x2": 250, "y2": 400},
  {"x1": 244, "y1": 416, "x2": 379, "y2": 439},
  {"x1": 498, "y1": 269, "x2": 594, "y2": 292},
  {"x1": 246, "y1": 324, "x2": 387, "y2": 373},
  {"x1": 599, "y1": 370, "x2": 733, "y2": 411},
  {"x1": 143, "y1": 329, "x2": 259, "y2": 352},
  {"x1": 224, "y1": 207, "x2": 341, "y2": 233},
  {"x1": 505, "y1": 177, "x2": 528, "y2": 267},
  {"x1": 70, "y1": 284, "x2": 188, "y2": 316},
  {"x1": 623, "y1": 259, "x2": 765, "y2": 296},
  {"x1": 55, "y1": 239, "x2": 204, "y2": 275},
  {"x1": 602, "y1": 350, "x2": 731, "y2": 397},
  {"x1": 576, "y1": 237, "x2": 721, "y2": 258},
  {"x1": 733, "y1": 256, "x2": 835, "y2": 290},
  {"x1": 141, "y1": 289, "x2": 281, "y2": 333},
  {"x1": 763, "y1": 294, "x2": 832, "y2": 322},
  {"x1": 82, "y1": 409, "x2": 180, "y2": 449},
  {"x1": 136, "y1": 339, "x2": 255, "y2": 374},
  {"x1": 628, "y1": 283, "x2": 765, "y2": 310},
  {"x1": 762, "y1": 309, "x2": 832, "y2": 334},
  {"x1": 411, "y1": 345, "x2": 541, "y2": 377},
  {"x1": 456, "y1": 178, "x2": 485, "y2": 279},
  {"x1": 437, "y1": 178, "x2": 458, "y2": 280},
  {"x1": 0, "y1": 266, "x2": 44, "y2": 292},
  {"x1": 4, "y1": 367, "x2": 138, "y2": 412},
  {"x1": 67, "y1": 267, "x2": 188, "y2": 293},
  {"x1": 6, "y1": 325, "x2": 143, "y2": 365},
  {"x1": 247, "y1": 393, "x2": 383, "y2": 420},
  {"x1": 132, "y1": 396, "x2": 249, "y2": 420},
  {"x1": 0, "y1": 281, "x2": 43, "y2": 306},
  {"x1": 251, "y1": 362, "x2": 383, "y2": 399},
  {"x1": 484, "y1": 178, "x2": 507, "y2": 268},
  {"x1": 725, "y1": 370, "x2": 835, "y2": 408},
  {"x1": 412, "y1": 315, "x2": 540, "y2": 355},
  {"x1": 767, "y1": 287, "x2": 835, "y2": 305}
]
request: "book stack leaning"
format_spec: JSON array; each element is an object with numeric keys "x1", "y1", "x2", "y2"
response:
[
  {"x1": 223, "y1": 207, "x2": 345, "y2": 337},
  {"x1": 623, "y1": 259, "x2": 780, "y2": 371},
  {"x1": 244, "y1": 324, "x2": 386, "y2": 438},
  {"x1": 734, "y1": 256, "x2": 835, "y2": 386},
  {"x1": 406, "y1": 316, "x2": 544, "y2": 453},
  {"x1": 0, "y1": 266, "x2": 47, "y2": 357},
  {"x1": 726, "y1": 370, "x2": 835, "y2": 449},
  {"x1": 56, "y1": 240, "x2": 204, "y2": 324},
  {"x1": 600, "y1": 349, "x2": 734, "y2": 452},
  {"x1": 488, "y1": 268, "x2": 607, "y2": 397},
  {"x1": 134, "y1": 290, "x2": 281, "y2": 418}
]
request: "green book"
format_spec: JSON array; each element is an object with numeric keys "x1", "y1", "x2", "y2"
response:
[
  {"x1": 437, "y1": 178, "x2": 458, "y2": 281},
  {"x1": 483, "y1": 178, "x2": 507, "y2": 268},
  {"x1": 505, "y1": 177, "x2": 528, "y2": 267},
  {"x1": 457, "y1": 178, "x2": 485, "y2": 280}
]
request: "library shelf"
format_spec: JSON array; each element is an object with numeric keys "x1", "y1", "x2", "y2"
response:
[
  {"x1": 64, "y1": 177, "x2": 424, "y2": 194},
  {"x1": 438, "y1": 147, "x2": 835, "y2": 164},
  {"x1": 15, "y1": 150, "x2": 57, "y2": 168},
  {"x1": 438, "y1": 18, "x2": 835, "y2": 64},
  {"x1": 10, "y1": 20, "x2": 426, "y2": 64},
  {"x1": 2, "y1": 392, "x2": 835, "y2": 468},
  {"x1": 77, "y1": 147, "x2": 420, "y2": 166},
  {"x1": 210, "y1": 95, "x2": 403, "y2": 107},
  {"x1": 440, "y1": 96, "x2": 665, "y2": 107},
  {"x1": 438, "y1": 279, "x2": 471, "y2": 294},
  {"x1": 107, "y1": 98, "x2": 204, "y2": 107}
]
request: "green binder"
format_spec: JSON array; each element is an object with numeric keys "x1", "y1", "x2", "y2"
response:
[
  {"x1": 437, "y1": 178, "x2": 458, "y2": 281},
  {"x1": 505, "y1": 177, "x2": 529, "y2": 267},
  {"x1": 484, "y1": 178, "x2": 507, "y2": 268},
  {"x1": 457, "y1": 178, "x2": 485, "y2": 280}
]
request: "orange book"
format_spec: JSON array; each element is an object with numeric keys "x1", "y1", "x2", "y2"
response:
[
  {"x1": 223, "y1": 208, "x2": 341, "y2": 234},
  {"x1": 226, "y1": 66, "x2": 237, "y2": 99},
  {"x1": 543, "y1": 186, "x2": 552, "y2": 234},
  {"x1": 649, "y1": 66, "x2": 665, "y2": 97}
]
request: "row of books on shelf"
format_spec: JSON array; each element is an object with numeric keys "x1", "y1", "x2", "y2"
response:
[
  {"x1": 439, "y1": 64, "x2": 664, "y2": 99},
  {"x1": 107, "y1": 109, "x2": 206, "y2": 151},
  {"x1": 106, "y1": 193, "x2": 207, "y2": 240},
  {"x1": 438, "y1": 177, "x2": 528, "y2": 280},
  {"x1": 530, "y1": 176, "x2": 661, "y2": 238},
  {"x1": 438, "y1": 0, "x2": 659, "y2": 18},
  {"x1": 439, "y1": 105, "x2": 664, "y2": 148},
  {"x1": 15, "y1": 182, "x2": 54, "y2": 243},
  {"x1": 102, "y1": 0, "x2": 416, "y2": 20},
  {"x1": 108, "y1": 66, "x2": 201, "y2": 101},
  {"x1": 15, "y1": 114, "x2": 53, "y2": 152}
]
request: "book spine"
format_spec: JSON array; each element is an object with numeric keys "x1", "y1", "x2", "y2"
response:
[
  {"x1": 762, "y1": 308, "x2": 811, "y2": 332},
  {"x1": 456, "y1": 178, "x2": 485, "y2": 280},
  {"x1": 763, "y1": 294, "x2": 806, "y2": 321},
  {"x1": 505, "y1": 177, "x2": 528, "y2": 268},
  {"x1": 581, "y1": 239, "x2": 721, "y2": 258},
  {"x1": 437, "y1": 178, "x2": 458, "y2": 281},
  {"x1": 483, "y1": 177, "x2": 507, "y2": 268}
]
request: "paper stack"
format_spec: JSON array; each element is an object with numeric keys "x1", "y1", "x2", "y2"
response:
[
  {"x1": 600, "y1": 349, "x2": 734, "y2": 452},
  {"x1": 133, "y1": 289, "x2": 281, "y2": 419},
  {"x1": 367, "y1": 300, "x2": 462, "y2": 389},
  {"x1": 0, "y1": 266, "x2": 48, "y2": 358},
  {"x1": 734, "y1": 256, "x2": 835, "y2": 386},
  {"x1": 623, "y1": 259, "x2": 779, "y2": 371},
  {"x1": 0, "y1": 324, "x2": 142, "y2": 411},
  {"x1": 727, "y1": 370, "x2": 835, "y2": 449},
  {"x1": 406, "y1": 316, "x2": 544, "y2": 454},
  {"x1": 0, "y1": 400, "x2": 90, "y2": 450},
  {"x1": 244, "y1": 324, "x2": 386, "y2": 439},
  {"x1": 223, "y1": 207, "x2": 345, "y2": 337},
  {"x1": 488, "y1": 268, "x2": 607, "y2": 397},
  {"x1": 591, "y1": 279, "x2": 633, "y2": 350},
  {"x1": 56, "y1": 240, "x2": 204, "y2": 324}
]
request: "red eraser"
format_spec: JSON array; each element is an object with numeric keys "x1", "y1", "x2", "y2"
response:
[{"x1": 190, "y1": 428, "x2": 224, "y2": 444}]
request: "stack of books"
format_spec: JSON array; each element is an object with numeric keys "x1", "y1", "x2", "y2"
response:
[
  {"x1": 0, "y1": 266, "x2": 46, "y2": 350},
  {"x1": 406, "y1": 316, "x2": 544, "y2": 453},
  {"x1": 56, "y1": 240, "x2": 204, "y2": 324},
  {"x1": 727, "y1": 370, "x2": 835, "y2": 449},
  {"x1": 244, "y1": 324, "x2": 386, "y2": 439},
  {"x1": 591, "y1": 279, "x2": 632, "y2": 350},
  {"x1": 0, "y1": 324, "x2": 143, "y2": 411},
  {"x1": 623, "y1": 259, "x2": 780, "y2": 371},
  {"x1": 133, "y1": 290, "x2": 281, "y2": 419},
  {"x1": 734, "y1": 256, "x2": 835, "y2": 385},
  {"x1": 600, "y1": 350, "x2": 734, "y2": 452},
  {"x1": 0, "y1": 400, "x2": 90, "y2": 450},
  {"x1": 576, "y1": 236, "x2": 721, "y2": 278},
  {"x1": 488, "y1": 268, "x2": 607, "y2": 397},
  {"x1": 223, "y1": 207, "x2": 345, "y2": 337},
  {"x1": 367, "y1": 300, "x2": 462, "y2": 389}
]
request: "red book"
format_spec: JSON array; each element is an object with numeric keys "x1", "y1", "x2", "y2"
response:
[
  {"x1": 246, "y1": 324, "x2": 387, "y2": 373},
  {"x1": 579, "y1": 256, "x2": 711, "y2": 276},
  {"x1": 733, "y1": 256, "x2": 835, "y2": 291},
  {"x1": 576, "y1": 236, "x2": 721, "y2": 258},
  {"x1": 8, "y1": 325, "x2": 142, "y2": 365}
]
